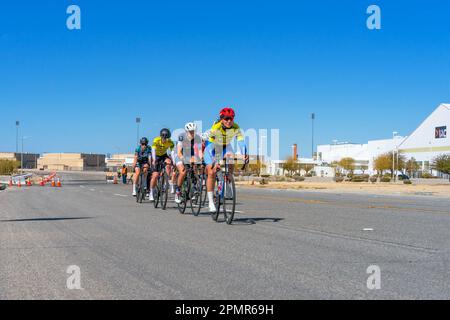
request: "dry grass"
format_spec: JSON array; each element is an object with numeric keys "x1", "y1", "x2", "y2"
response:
[{"x1": 236, "y1": 180, "x2": 450, "y2": 197}]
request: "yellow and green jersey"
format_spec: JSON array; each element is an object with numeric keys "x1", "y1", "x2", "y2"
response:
[{"x1": 152, "y1": 136, "x2": 175, "y2": 157}]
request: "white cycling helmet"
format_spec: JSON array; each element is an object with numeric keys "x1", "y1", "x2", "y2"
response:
[
  {"x1": 202, "y1": 130, "x2": 211, "y2": 141},
  {"x1": 185, "y1": 122, "x2": 196, "y2": 132}
]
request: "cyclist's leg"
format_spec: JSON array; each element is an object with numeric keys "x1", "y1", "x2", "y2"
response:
[
  {"x1": 142, "y1": 163, "x2": 149, "y2": 190},
  {"x1": 133, "y1": 165, "x2": 141, "y2": 196},
  {"x1": 176, "y1": 162, "x2": 186, "y2": 188},
  {"x1": 204, "y1": 144, "x2": 219, "y2": 211},
  {"x1": 150, "y1": 158, "x2": 160, "y2": 190},
  {"x1": 175, "y1": 162, "x2": 185, "y2": 203}
]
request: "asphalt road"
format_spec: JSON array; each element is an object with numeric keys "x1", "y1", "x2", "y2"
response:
[{"x1": 1, "y1": 175, "x2": 449, "y2": 299}]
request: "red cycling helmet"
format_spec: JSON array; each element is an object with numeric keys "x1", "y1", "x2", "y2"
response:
[{"x1": 219, "y1": 107, "x2": 235, "y2": 119}]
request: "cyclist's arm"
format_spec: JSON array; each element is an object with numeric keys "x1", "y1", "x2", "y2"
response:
[
  {"x1": 133, "y1": 154, "x2": 138, "y2": 168},
  {"x1": 204, "y1": 142, "x2": 215, "y2": 162},
  {"x1": 177, "y1": 142, "x2": 183, "y2": 160},
  {"x1": 236, "y1": 130, "x2": 247, "y2": 156},
  {"x1": 195, "y1": 143, "x2": 203, "y2": 161}
]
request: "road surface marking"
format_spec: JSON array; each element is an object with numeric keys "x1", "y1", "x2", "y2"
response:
[
  {"x1": 89, "y1": 189, "x2": 95, "y2": 191},
  {"x1": 114, "y1": 194, "x2": 128, "y2": 197},
  {"x1": 363, "y1": 228, "x2": 374, "y2": 231}
]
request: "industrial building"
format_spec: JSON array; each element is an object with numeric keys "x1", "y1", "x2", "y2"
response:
[
  {"x1": 106, "y1": 154, "x2": 134, "y2": 171},
  {"x1": 37, "y1": 153, "x2": 106, "y2": 171},
  {"x1": 0, "y1": 152, "x2": 40, "y2": 169},
  {"x1": 267, "y1": 103, "x2": 449, "y2": 177},
  {"x1": 317, "y1": 103, "x2": 450, "y2": 176}
]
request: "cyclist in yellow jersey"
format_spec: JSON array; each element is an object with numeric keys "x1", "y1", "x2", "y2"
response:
[
  {"x1": 149, "y1": 128, "x2": 175, "y2": 202},
  {"x1": 204, "y1": 107, "x2": 249, "y2": 212}
]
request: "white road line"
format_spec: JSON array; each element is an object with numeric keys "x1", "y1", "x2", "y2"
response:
[
  {"x1": 114, "y1": 194, "x2": 128, "y2": 197},
  {"x1": 363, "y1": 228, "x2": 374, "y2": 231}
]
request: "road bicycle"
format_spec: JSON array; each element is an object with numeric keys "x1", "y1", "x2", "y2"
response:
[
  {"x1": 153, "y1": 161, "x2": 170, "y2": 210},
  {"x1": 135, "y1": 169, "x2": 147, "y2": 204},
  {"x1": 212, "y1": 155, "x2": 247, "y2": 224},
  {"x1": 177, "y1": 163, "x2": 203, "y2": 216}
]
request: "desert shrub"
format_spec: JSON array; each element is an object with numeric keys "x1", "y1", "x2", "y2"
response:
[
  {"x1": 403, "y1": 179, "x2": 412, "y2": 184},
  {"x1": 381, "y1": 176, "x2": 391, "y2": 182},
  {"x1": 293, "y1": 176, "x2": 305, "y2": 182},
  {"x1": 334, "y1": 176, "x2": 344, "y2": 183},
  {"x1": 369, "y1": 176, "x2": 378, "y2": 183},
  {"x1": 0, "y1": 160, "x2": 19, "y2": 175},
  {"x1": 351, "y1": 174, "x2": 369, "y2": 182},
  {"x1": 421, "y1": 172, "x2": 434, "y2": 179}
]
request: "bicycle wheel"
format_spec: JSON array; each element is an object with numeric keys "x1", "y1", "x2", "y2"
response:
[
  {"x1": 136, "y1": 179, "x2": 141, "y2": 203},
  {"x1": 211, "y1": 176, "x2": 222, "y2": 222},
  {"x1": 161, "y1": 171, "x2": 169, "y2": 210},
  {"x1": 223, "y1": 176, "x2": 236, "y2": 224},
  {"x1": 201, "y1": 174, "x2": 208, "y2": 206},
  {"x1": 154, "y1": 175, "x2": 160, "y2": 208},
  {"x1": 139, "y1": 179, "x2": 146, "y2": 203},
  {"x1": 191, "y1": 173, "x2": 202, "y2": 216},
  {"x1": 178, "y1": 176, "x2": 189, "y2": 214}
]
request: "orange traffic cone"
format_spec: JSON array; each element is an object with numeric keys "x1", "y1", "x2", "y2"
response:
[
  {"x1": 26, "y1": 178, "x2": 32, "y2": 186},
  {"x1": 17, "y1": 180, "x2": 21, "y2": 188},
  {"x1": 9, "y1": 177, "x2": 13, "y2": 187},
  {"x1": 57, "y1": 178, "x2": 61, "y2": 187},
  {"x1": 51, "y1": 179, "x2": 55, "y2": 187}
]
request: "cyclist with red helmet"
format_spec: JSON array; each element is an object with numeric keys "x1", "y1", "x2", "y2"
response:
[{"x1": 204, "y1": 107, "x2": 249, "y2": 212}]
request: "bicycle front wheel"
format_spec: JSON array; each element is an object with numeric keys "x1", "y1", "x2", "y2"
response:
[
  {"x1": 212, "y1": 178, "x2": 221, "y2": 222},
  {"x1": 223, "y1": 176, "x2": 236, "y2": 224},
  {"x1": 191, "y1": 174, "x2": 203, "y2": 216},
  {"x1": 178, "y1": 177, "x2": 189, "y2": 214},
  {"x1": 154, "y1": 176, "x2": 160, "y2": 208},
  {"x1": 161, "y1": 171, "x2": 169, "y2": 210}
]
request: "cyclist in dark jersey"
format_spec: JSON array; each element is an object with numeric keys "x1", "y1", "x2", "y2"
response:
[
  {"x1": 173, "y1": 122, "x2": 203, "y2": 203},
  {"x1": 132, "y1": 137, "x2": 152, "y2": 197}
]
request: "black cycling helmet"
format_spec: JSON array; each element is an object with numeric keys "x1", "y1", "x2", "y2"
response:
[
  {"x1": 160, "y1": 128, "x2": 171, "y2": 139},
  {"x1": 140, "y1": 137, "x2": 149, "y2": 145}
]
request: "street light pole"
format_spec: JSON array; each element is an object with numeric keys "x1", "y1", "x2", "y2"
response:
[
  {"x1": 392, "y1": 131, "x2": 398, "y2": 182},
  {"x1": 136, "y1": 117, "x2": 141, "y2": 145},
  {"x1": 21, "y1": 136, "x2": 32, "y2": 173},
  {"x1": 311, "y1": 113, "x2": 315, "y2": 159},
  {"x1": 15, "y1": 121, "x2": 19, "y2": 154}
]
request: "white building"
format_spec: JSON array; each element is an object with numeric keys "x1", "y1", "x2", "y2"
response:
[
  {"x1": 398, "y1": 103, "x2": 450, "y2": 173},
  {"x1": 316, "y1": 103, "x2": 450, "y2": 176}
]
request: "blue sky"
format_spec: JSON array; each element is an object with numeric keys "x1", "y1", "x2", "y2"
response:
[{"x1": 1, "y1": 0, "x2": 449, "y2": 158}]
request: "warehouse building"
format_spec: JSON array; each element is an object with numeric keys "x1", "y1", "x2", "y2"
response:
[
  {"x1": 37, "y1": 153, "x2": 106, "y2": 171},
  {"x1": 0, "y1": 152, "x2": 40, "y2": 169},
  {"x1": 316, "y1": 103, "x2": 450, "y2": 176}
]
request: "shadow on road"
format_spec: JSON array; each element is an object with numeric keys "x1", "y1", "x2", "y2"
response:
[
  {"x1": 224, "y1": 217, "x2": 284, "y2": 226},
  {"x1": 0, "y1": 217, "x2": 93, "y2": 223}
]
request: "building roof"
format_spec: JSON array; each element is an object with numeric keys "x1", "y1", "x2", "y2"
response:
[{"x1": 398, "y1": 103, "x2": 450, "y2": 152}]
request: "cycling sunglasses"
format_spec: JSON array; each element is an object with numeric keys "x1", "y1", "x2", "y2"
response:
[{"x1": 222, "y1": 116, "x2": 234, "y2": 121}]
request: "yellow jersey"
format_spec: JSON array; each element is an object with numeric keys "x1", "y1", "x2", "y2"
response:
[
  {"x1": 152, "y1": 136, "x2": 175, "y2": 157},
  {"x1": 209, "y1": 120, "x2": 245, "y2": 146}
]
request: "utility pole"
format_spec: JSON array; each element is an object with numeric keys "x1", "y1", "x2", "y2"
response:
[
  {"x1": 311, "y1": 113, "x2": 315, "y2": 159},
  {"x1": 136, "y1": 117, "x2": 141, "y2": 145},
  {"x1": 15, "y1": 121, "x2": 19, "y2": 154},
  {"x1": 392, "y1": 131, "x2": 398, "y2": 181},
  {"x1": 21, "y1": 136, "x2": 31, "y2": 173}
]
